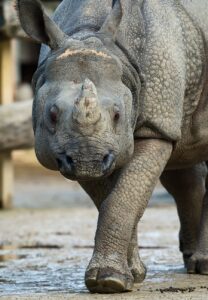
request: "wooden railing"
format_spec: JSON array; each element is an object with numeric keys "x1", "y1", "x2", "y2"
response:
[
  {"x1": 0, "y1": 0, "x2": 60, "y2": 208},
  {"x1": 0, "y1": 39, "x2": 15, "y2": 208}
]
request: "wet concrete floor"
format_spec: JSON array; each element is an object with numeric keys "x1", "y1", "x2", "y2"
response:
[{"x1": 0, "y1": 158, "x2": 207, "y2": 299}]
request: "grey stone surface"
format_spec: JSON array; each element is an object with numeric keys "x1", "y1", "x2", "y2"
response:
[
  {"x1": 0, "y1": 206, "x2": 207, "y2": 299},
  {"x1": 0, "y1": 165, "x2": 205, "y2": 299}
]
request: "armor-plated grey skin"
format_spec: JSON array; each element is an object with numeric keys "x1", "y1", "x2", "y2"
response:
[{"x1": 17, "y1": 0, "x2": 208, "y2": 293}]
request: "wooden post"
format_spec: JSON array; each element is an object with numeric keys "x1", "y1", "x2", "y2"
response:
[{"x1": 0, "y1": 39, "x2": 15, "y2": 209}]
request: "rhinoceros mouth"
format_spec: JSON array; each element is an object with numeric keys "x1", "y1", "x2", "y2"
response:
[
  {"x1": 58, "y1": 157, "x2": 116, "y2": 182},
  {"x1": 55, "y1": 146, "x2": 117, "y2": 181},
  {"x1": 60, "y1": 169, "x2": 115, "y2": 182}
]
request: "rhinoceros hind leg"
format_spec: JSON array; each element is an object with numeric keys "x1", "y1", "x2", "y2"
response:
[
  {"x1": 187, "y1": 253, "x2": 208, "y2": 275},
  {"x1": 161, "y1": 163, "x2": 207, "y2": 269},
  {"x1": 187, "y1": 163, "x2": 208, "y2": 275}
]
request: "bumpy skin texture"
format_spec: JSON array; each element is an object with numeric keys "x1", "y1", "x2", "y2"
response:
[
  {"x1": 80, "y1": 173, "x2": 147, "y2": 284},
  {"x1": 84, "y1": 139, "x2": 172, "y2": 292},
  {"x1": 187, "y1": 168, "x2": 208, "y2": 275},
  {"x1": 161, "y1": 164, "x2": 207, "y2": 267},
  {"x1": 17, "y1": 0, "x2": 208, "y2": 294}
]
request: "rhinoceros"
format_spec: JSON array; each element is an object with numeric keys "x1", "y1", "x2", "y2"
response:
[{"x1": 17, "y1": 0, "x2": 208, "y2": 293}]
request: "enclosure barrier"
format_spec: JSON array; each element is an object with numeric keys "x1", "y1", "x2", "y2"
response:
[
  {"x1": 0, "y1": 0, "x2": 60, "y2": 208},
  {"x1": 0, "y1": 39, "x2": 14, "y2": 208}
]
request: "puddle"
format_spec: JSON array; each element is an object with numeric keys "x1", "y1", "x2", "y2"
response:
[
  {"x1": 0, "y1": 265, "x2": 6, "y2": 268},
  {"x1": 0, "y1": 263, "x2": 87, "y2": 295},
  {"x1": 0, "y1": 279, "x2": 16, "y2": 284}
]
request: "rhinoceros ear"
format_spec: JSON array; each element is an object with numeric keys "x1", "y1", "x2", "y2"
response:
[
  {"x1": 99, "y1": 0, "x2": 123, "y2": 40},
  {"x1": 16, "y1": 0, "x2": 67, "y2": 49}
]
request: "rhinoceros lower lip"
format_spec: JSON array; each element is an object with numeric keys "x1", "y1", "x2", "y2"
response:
[{"x1": 59, "y1": 169, "x2": 114, "y2": 182}]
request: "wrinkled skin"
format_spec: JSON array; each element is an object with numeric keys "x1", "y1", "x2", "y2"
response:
[
  {"x1": 33, "y1": 52, "x2": 135, "y2": 179},
  {"x1": 17, "y1": 0, "x2": 208, "y2": 293}
]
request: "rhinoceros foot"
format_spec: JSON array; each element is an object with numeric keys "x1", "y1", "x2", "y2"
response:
[
  {"x1": 187, "y1": 252, "x2": 208, "y2": 275},
  {"x1": 85, "y1": 257, "x2": 134, "y2": 293},
  {"x1": 129, "y1": 256, "x2": 147, "y2": 283}
]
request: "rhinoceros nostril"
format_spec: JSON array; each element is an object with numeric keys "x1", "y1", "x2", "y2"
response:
[
  {"x1": 57, "y1": 155, "x2": 75, "y2": 175},
  {"x1": 102, "y1": 152, "x2": 115, "y2": 174},
  {"x1": 66, "y1": 155, "x2": 74, "y2": 168},
  {"x1": 56, "y1": 158, "x2": 63, "y2": 169}
]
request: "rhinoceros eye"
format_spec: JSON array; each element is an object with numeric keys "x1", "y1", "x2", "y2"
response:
[
  {"x1": 113, "y1": 106, "x2": 120, "y2": 122},
  {"x1": 114, "y1": 111, "x2": 120, "y2": 121},
  {"x1": 50, "y1": 105, "x2": 59, "y2": 124}
]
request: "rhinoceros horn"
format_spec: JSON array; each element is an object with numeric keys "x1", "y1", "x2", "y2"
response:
[{"x1": 72, "y1": 79, "x2": 101, "y2": 126}]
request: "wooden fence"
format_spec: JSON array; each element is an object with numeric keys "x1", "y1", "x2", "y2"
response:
[{"x1": 0, "y1": 0, "x2": 60, "y2": 208}]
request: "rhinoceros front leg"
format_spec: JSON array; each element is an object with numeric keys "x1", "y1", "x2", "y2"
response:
[
  {"x1": 127, "y1": 224, "x2": 146, "y2": 283},
  {"x1": 80, "y1": 175, "x2": 146, "y2": 284},
  {"x1": 85, "y1": 139, "x2": 172, "y2": 293},
  {"x1": 187, "y1": 169, "x2": 208, "y2": 275}
]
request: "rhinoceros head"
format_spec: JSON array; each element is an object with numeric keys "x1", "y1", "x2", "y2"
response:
[{"x1": 17, "y1": 0, "x2": 136, "y2": 180}]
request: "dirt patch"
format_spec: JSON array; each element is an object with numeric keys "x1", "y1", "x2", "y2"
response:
[
  {"x1": 156, "y1": 287, "x2": 196, "y2": 293},
  {"x1": 200, "y1": 286, "x2": 208, "y2": 290}
]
